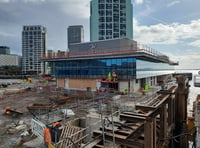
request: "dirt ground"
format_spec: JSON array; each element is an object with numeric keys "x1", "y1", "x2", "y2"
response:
[{"x1": 0, "y1": 80, "x2": 58, "y2": 147}]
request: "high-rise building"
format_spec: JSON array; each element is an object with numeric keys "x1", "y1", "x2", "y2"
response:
[
  {"x1": 22, "y1": 25, "x2": 46, "y2": 75},
  {"x1": 90, "y1": 0, "x2": 133, "y2": 41},
  {"x1": 0, "y1": 46, "x2": 10, "y2": 54},
  {"x1": 67, "y1": 25, "x2": 84, "y2": 49}
]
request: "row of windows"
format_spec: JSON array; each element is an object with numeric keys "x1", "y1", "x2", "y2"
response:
[
  {"x1": 99, "y1": 0, "x2": 126, "y2": 3},
  {"x1": 99, "y1": 31, "x2": 126, "y2": 36},
  {"x1": 99, "y1": 17, "x2": 126, "y2": 22},
  {"x1": 99, "y1": 10, "x2": 125, "y2": 15},
  {"x1": 52, "y1": 58, "x2": 136, "y2": 79},
  {"x1": 23, "y1": 26, "x2": 44, "y2": 31},
  {"x1": 98, "y1": 33, "x2": 126, "y2": 39},
  {"x1": 22, "y1": 31, "x2": 43, "y2": 35},
  {"x1": 98, "y1": 4, "x2": 126, "y2": 10},
  {"x1": 99, "y1": 24, "x2": 126, "y2": 30}
]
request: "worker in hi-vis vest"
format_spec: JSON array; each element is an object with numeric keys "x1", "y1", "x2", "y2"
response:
[
  {"x1": 123, "y1": 87, "x2": 128, "y2": 94},
  {"x1": 44, "y1": 128, "x2": 52, "y2": 145}
]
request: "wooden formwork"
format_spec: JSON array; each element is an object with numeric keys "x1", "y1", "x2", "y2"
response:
[
  {"x1": 92, "y1": 85, "x2": 181, "y2": 148},
  {"x1": 58, "y1": 126, "x2": 83, "y2": 148}
]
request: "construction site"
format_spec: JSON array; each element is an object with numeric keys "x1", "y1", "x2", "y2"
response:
[{"x1": 0, "y1": 74, "x2": 197, "y2": 148}]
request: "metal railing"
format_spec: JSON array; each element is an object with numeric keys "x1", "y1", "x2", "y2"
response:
[
  {"x1": 41, "y1": 42, "x2": 170, "y2": 63},
  {"x1": 31, "y1": 118, "x2": 46, "y2": 139}
]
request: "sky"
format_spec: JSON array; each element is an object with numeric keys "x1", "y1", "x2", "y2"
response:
[{"x1": 0, "y1": 0, "x2": 200, "y2": 69}]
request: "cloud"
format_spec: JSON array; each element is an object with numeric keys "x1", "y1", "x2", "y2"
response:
[
  {"x1": 0, "y1": 31, "x2": 16, "y2": 37},
  {"x1": 135, "y1": 0, "x2": 144, "y2": 5},
  {"x1": 133, "y1": 18, "x2": 200, "y2": 45},
  {"x1": 136, "y1": 5, "x2": 154, "y2": 17},
  {"x1": 60, "y1": 0, "x2": 90, "y2": 19},
  {"x1": 0, "y1": 0, "x2": 10, "y2": 3},
  {"x1": 167, "y1": 1, "x2": 180, "y2": 7},
  {"x1": 189, "y1": 40, "x2": 200, "y2": 47},
  {"x1": 176, "y1": 54, "x2": 200, "y2": 69}
]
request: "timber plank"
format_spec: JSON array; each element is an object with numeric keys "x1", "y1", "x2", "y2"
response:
[{"x1": 93, "y1": 130, "x2": 127, "y2": 139}]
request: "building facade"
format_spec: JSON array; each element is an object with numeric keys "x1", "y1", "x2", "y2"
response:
[
  {"x1": 22, "y1": 25, "x2": 46, "y2": 75},
  {"x1": 67, "y1": 25, "x2": 84, "y2": 49},
  {"x1": 0, "y1": 46, "x2": 10, "y2": 54},
  {"x1": 0, "y1": 54, "x2": 21, "y2": 66},
  {"x1": 42, "y1": 38, "x2": 176, "y2": 92},
  {"x1": 90, "y1": 0, "x2": 133, "y2": 41}
]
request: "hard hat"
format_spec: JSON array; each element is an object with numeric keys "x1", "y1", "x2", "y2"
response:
[{"x1": 52, "y1": 122, "x2": 61, "y2": 127}]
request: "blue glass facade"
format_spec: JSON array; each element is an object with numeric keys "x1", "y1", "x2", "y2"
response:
[
  {"x1": 50, "y1": 58, "x2": 175, "y2": 80},
  {"x1": 51, "y1": 58, "x2": 136, "y2": 79}
]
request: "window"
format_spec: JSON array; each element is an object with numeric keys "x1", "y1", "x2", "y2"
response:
[
  {"x1": 114, "y1": 16, "x2": 119, "y2": 22},
  {"x1": 99, "y1": 10, "x2": 105, "y2": 15},
  {"x1": 99, "y1": 0, "x2": 104, "y2": 3},
  {"x1": 114, "y1": 0, "x2": 119, "y2": 3},
  {"x1": 113, "y1": 4, "x2": 119, "y2": 9},
  {"x1": 99, "y1": 30, "x2": 105, "y2": 35},
  {"x1": 106, "y1": 30, "x2": 112, "y2": 35},
  {"x1": 120, "y1": 4, "x2": 126, "y2": 10},
  {"x1": 99, "y1": 17, "x2": 105, "y2": 22},
  {"x1": 120, "y1": 24, "x2": 126, "y2": 30},
  {"x1": 106, "y1": 4, "x2": 112, "y2": 9},
  {"x1": 99, "y1": 23, "x2": 105, "y2": 29},
  {"x1": 106, "y1": 0, "x2": 112, "y2": 3},
  {"x1": 106, "y1": 17, "x2": 112, "y2": 22},
  {"x1": 106, "y1": 10, "x2": 112, "y2": 16},
  {"x1": 113, "y1": 33, "x2": 119, "y2": 38},
  {"x1": 106, "y1": 23, "x2": 112, "y2": 29},
  {"x1": 99, "y1": 4, "x2": 105, "y2": 9}
]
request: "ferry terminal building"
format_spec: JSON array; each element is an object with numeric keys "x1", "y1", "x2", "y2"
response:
[{"x1": 41, "y1": 38, "x2": 177, "y2": 93}]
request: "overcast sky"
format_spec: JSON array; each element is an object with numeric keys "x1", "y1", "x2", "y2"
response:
[{"x1": 0, "y1": 0, "x2": 200, "y2": 69}]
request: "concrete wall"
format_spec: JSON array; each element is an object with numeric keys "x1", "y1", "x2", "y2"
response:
[{"x1": 134, "y1": 79, "x2": 141, "y2": 92}]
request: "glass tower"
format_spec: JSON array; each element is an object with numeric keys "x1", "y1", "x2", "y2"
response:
[
  {"x1": 67, "y1": 25, "x2": 84, "y2": 49},
  {"x1": 22, "y1": 25, "x2": 46, "y2": 75},
  {"x1": 90, "y1": 0, "x2": 133, "y2": 41}
]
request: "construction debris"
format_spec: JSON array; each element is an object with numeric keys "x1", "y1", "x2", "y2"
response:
[{"x1": 27, "y1": 103, "x2": 57, "y2": 115}]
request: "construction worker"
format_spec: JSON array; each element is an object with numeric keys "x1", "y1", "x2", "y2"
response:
[
  {"x1": 112, "y1": 72, "x2": 117, "y2": 81},
  {"x1": 43, "y1": 127, "x2": 52, "y2": 145},
  {"x1": 123, "y1": 87, "x2": 128, "y2": 94},
  {"x1": 50, "y1": 122, "x2": 62, "y2": 143},
  {"x1": 107, "y1": 72, "x2": 112, "y2": 81}
]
